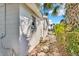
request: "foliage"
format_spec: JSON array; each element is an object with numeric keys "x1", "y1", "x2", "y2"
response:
[
  {"x1": 45, "y1": 3, "x2": 79, "y2": 55},
  {"x1": 52, "y1": 5, "x2": 60, "y2": 16},
  {"x1": 43, "y1": 3, "x2": 62, "y2": 16},
  {"x1": 54, "y1": 23, "x2": 66, "y2": 34},
  {"x1": 54, "y1": 23, "x2": 79, "y2": 55},
  {"x1": 66, "y1": 32, "x2": 79, "y2": 55},
  {"x1": 44, "y1": 3, "x2": 53, "y2": 9},
  {"x1": 64, "y1": 4, "x2": 79, "y2": 55},
  {"x1": 73, "y1": 28, "x2": 79, "y2": 32},
  {"x1": 54, "y1": 23, "x2": 66, "y2": 45}
]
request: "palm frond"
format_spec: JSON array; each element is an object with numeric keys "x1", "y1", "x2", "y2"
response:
[
  {"x1": 52, "y1": 6, "x2": 60, "y2": 16},
  {"x1": 44, "y1": 3, "x2": 53, "y2": 9}
]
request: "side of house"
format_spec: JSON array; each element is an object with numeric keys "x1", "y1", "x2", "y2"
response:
[
  {"x1": 0, "y1": 3, "x2": 20, "y2": 56},
  {"x1": 42, "y1": 15, "x2": 49, "y2": 40},
  {"x1": 0, "y1": 3, "x2": 48, "y2": 56},
  {"x1": 19, "y1": 3, "x2": 46, "y2": 55}
]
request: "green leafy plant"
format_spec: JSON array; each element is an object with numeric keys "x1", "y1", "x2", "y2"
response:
[
  {"x1": 73, "y1": 28, "x2": 79, "y2": 32},
  {"x1": 54, "y1": 23, "x2": 66, "y2": 45},
  {"x1": 66, "y1": 32, "x2": 79, "y2": 55},
  {"x1": 54, "y1": 23, "x2": 79, "y2": 55},
  {"x1": 54, "y1": 23, "x2": 66, "y2": 34}
]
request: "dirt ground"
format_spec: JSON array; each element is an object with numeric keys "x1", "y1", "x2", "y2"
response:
[{"x1": 28, "y1": 32, "x2": 68, "y2": 56}]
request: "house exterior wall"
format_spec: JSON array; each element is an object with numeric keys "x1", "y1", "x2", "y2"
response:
[
  {"x1": 0, "y1": 3, "x2": 20, "y2": 56},
  {"x1": 0, "y1": 3, "x2": 48, "y2": 56},
  {"x1": 42, "y1": 16, "x2": 48, "y2": 40},
  {"x1": 19, "y1": 4, "x2": 32, "y2": 55},
  {"x1": 19, "y1": 4, "x2": 43, "y2": 55}
]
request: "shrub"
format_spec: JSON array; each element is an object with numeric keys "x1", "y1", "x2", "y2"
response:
[
  {"x1": 54, "y1": 23, "x2": 66, "y2": 44},
  {"x1": 66, "y1": 32, "x2": 79, "y2": 55},
  {"x1": 73, "y1": 28, "x2": 79, "y2": 32},
  {"x1": 54, "y1": 23, "x2": 79, "y2": 55},
  {"x1": 54, "y1": 23, "x2": 66, "y2": 35}
]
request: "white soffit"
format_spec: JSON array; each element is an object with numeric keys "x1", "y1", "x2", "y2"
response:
[{"x1": 25, "y1": 3, "x2": 42, "y2": 18}]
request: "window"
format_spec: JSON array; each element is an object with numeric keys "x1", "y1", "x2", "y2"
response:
[{"x1": 31, "y1": 16, "x2": 37, "y2": 33}]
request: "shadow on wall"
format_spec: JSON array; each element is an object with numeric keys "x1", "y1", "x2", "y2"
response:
[{"x1": 19, "y1": 33, "x2": 30, "y2": 56}]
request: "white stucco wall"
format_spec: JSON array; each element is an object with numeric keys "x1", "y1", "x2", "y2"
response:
[
  {"x1": 28, "y1": 20, "x2": 42, "y2": 52},
  {"x1": 0, "y1": 4, "x2": 20, "y2": 56},
  {"x1": 19, "y1": 4, "x2": 32, "y2": 55},
  {"x1": 0, "y1": 3, "x2": 48, "y2": 56},
  {"x1": 19, "y1": 4, "x2": 43, "y2": 54}
]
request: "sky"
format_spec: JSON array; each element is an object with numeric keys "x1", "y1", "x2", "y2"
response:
[
  {"x1": 48, "y1": 15, "x2": 64, "y2": 24},
  {"x1": 48, "y1": 4, "x2": 65, "y2": 24},
  {"x1": 41, "y1": 3, "x2": 65, "y2": 24}
]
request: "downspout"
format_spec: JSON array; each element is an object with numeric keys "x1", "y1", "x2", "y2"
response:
[
  {"x1": 4, "y1": 3, "x2": 6, "y2": 38},
  {"x1": 0, "y1": 4, "x2": 16, "y2": 56},
  {"x1": 0, "y1": 4, "x2": 6, "y2": 39},
  {"x1": 0, "y1": 4, "x2": 6, "y2": 49}
]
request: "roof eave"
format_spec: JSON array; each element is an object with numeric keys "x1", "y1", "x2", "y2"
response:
[{"x1": 25, "y1": 3, "x2": 42, "y2": 18}]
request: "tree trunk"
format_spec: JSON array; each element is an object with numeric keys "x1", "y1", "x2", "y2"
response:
[{"x1": 65, "y1": 4, "x2": 79, "y2": 28}]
